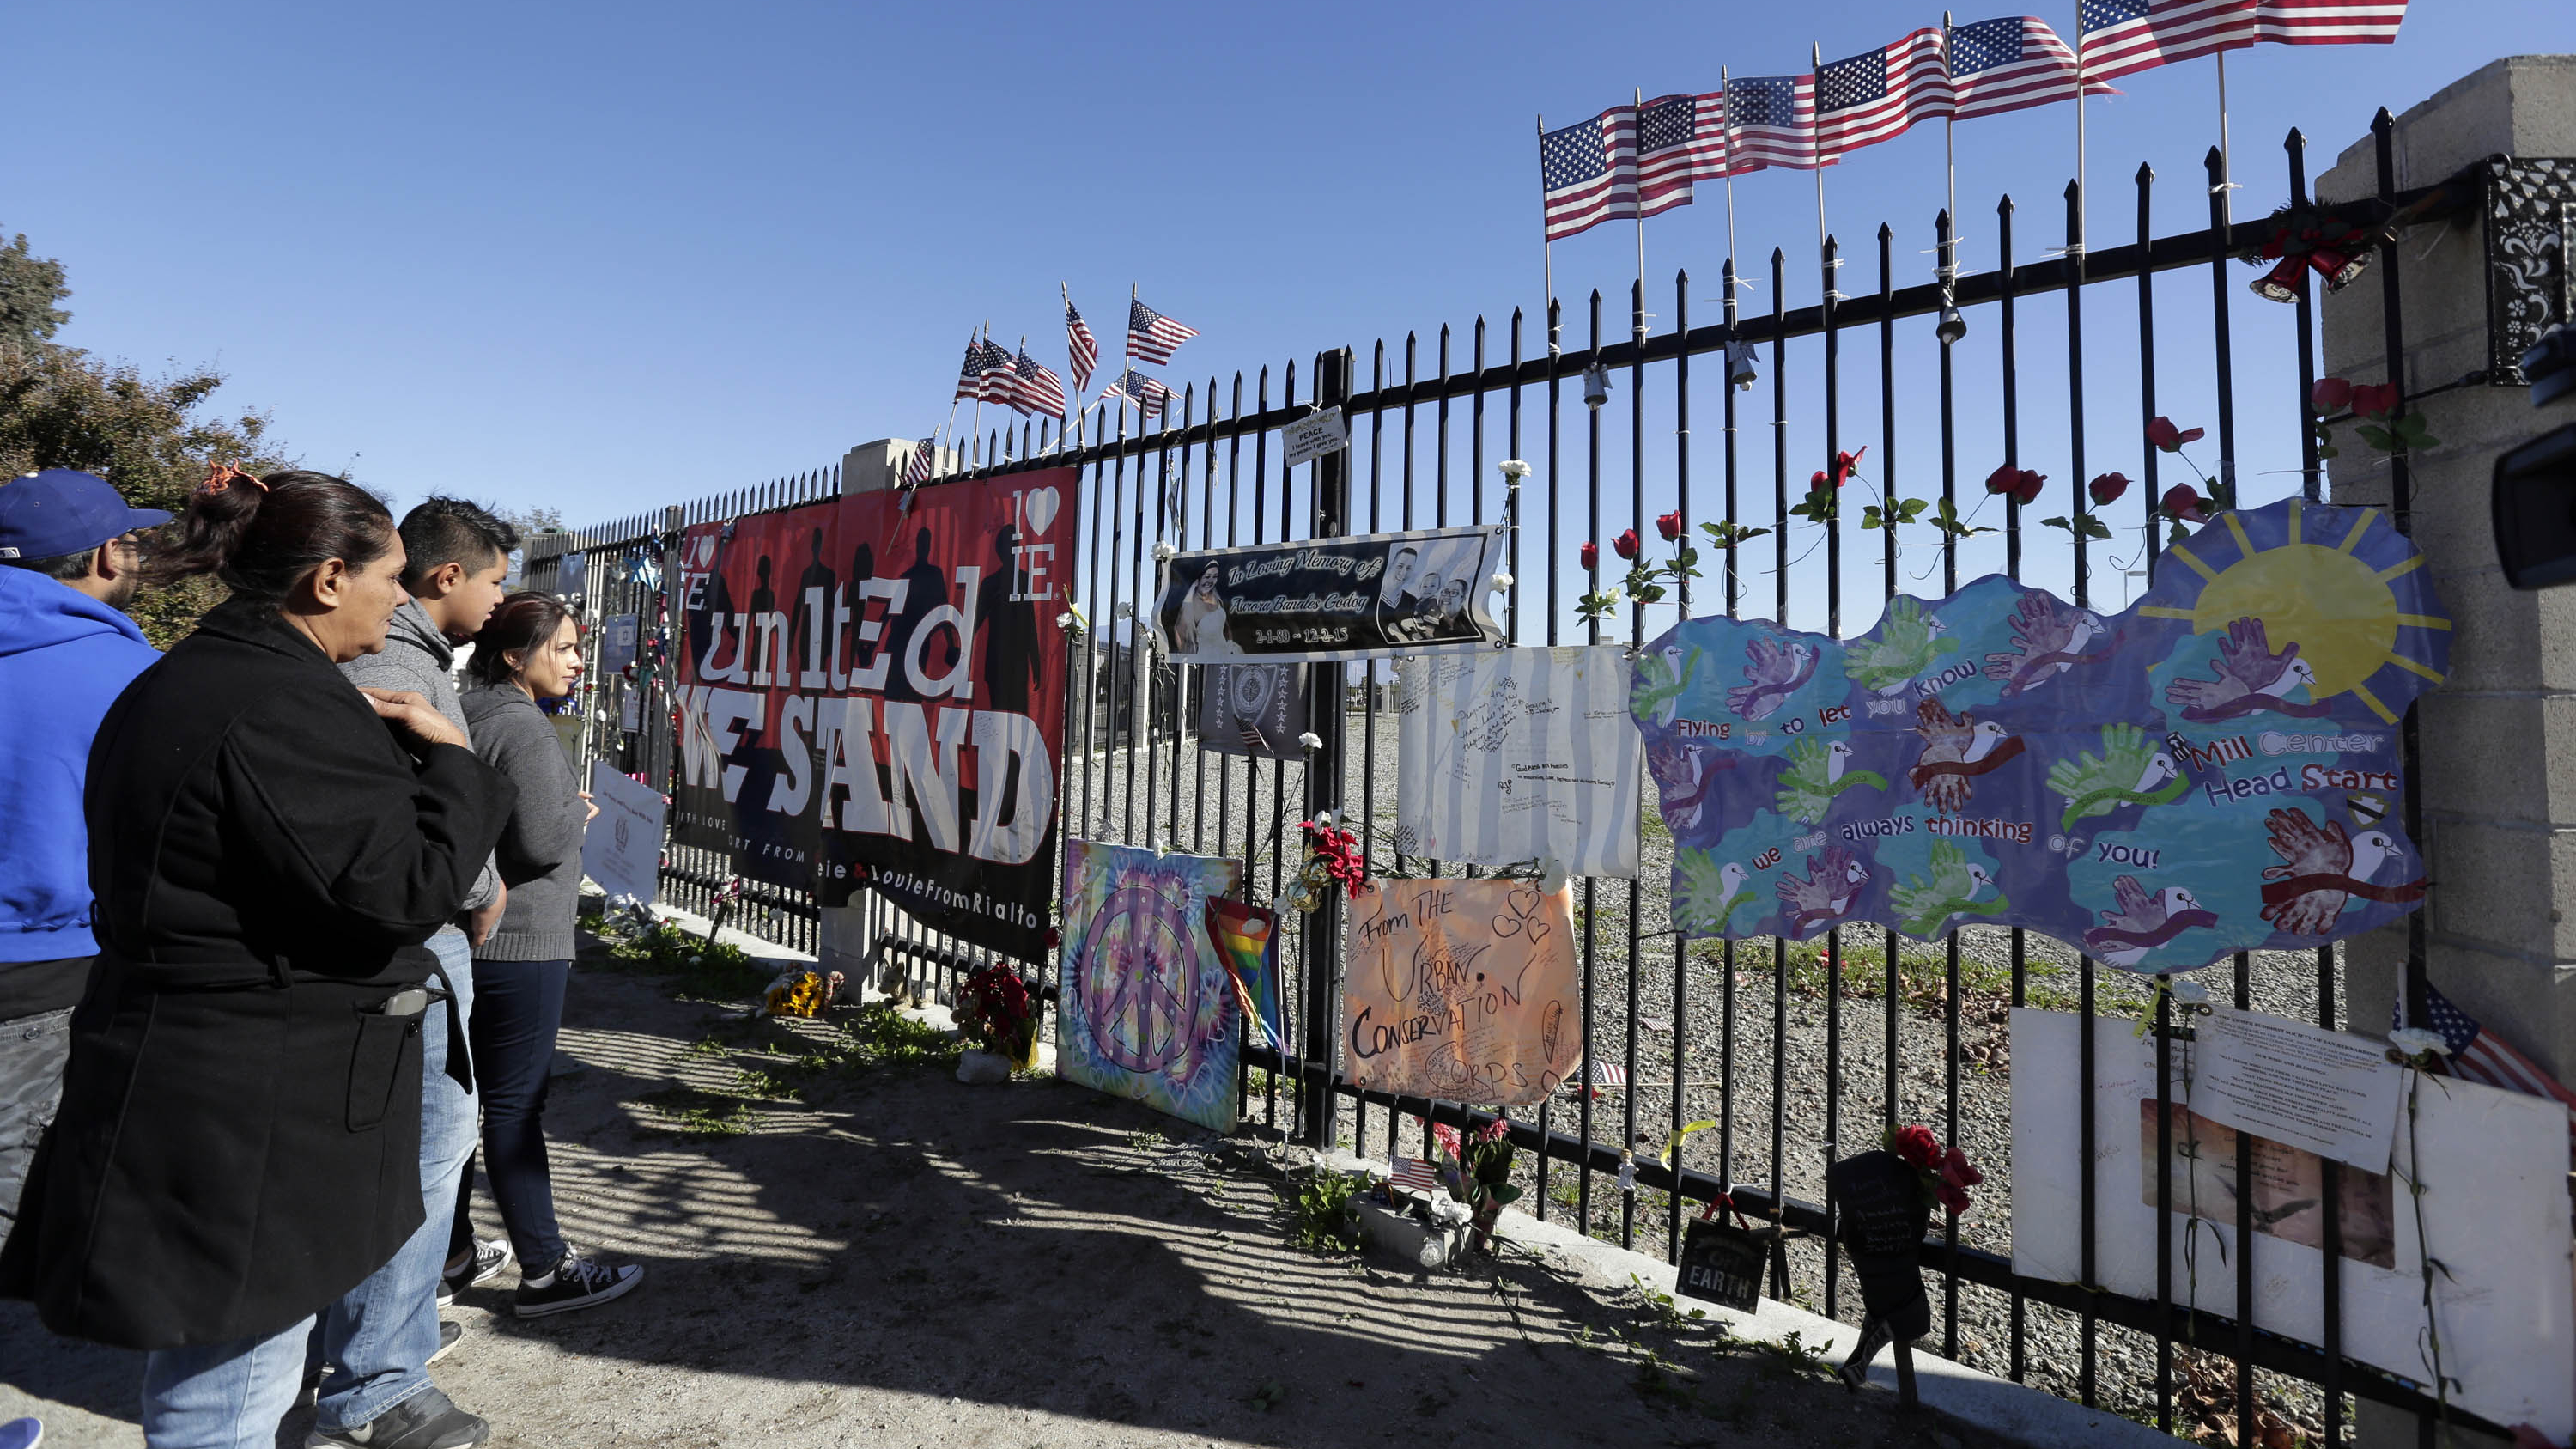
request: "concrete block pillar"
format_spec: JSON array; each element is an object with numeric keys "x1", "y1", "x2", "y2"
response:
[
  {"x1": 817, "y1": 436, "x2": 954, "y2": 982},
  {"x1": 2318, "y1": 58, "x2": 2576, "y2": 1447}
]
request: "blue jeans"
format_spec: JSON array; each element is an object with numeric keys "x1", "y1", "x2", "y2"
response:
[
  {"x1": 465, "y1": 957, "x2": 571, "y2": 1273},
  {"x1": 312, "y1": 928, "x2": 477, "y2": 1432},
  {"x1": 141, "y1": 1313, "x2": 315, "y2": 1449}
]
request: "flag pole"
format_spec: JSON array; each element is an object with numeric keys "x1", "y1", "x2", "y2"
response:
[
  {"x1": 971, "y1": 322, "x2": 988, "y2": 466},
  {"x1": 1538, "y1": 113, "x2": 1559, "y2": 356},
  {"x1": 1634, "y1": 87, "x2": 1649, "y2": 339},
  {"x1": 1942, "y1": 13, "x2": 1959, "y2": 239},
  {"x1": 1121, "y1": 284, "x2": 1141, "y2": 422},
  {"x1": 1720, "y1": 70, "x2": 1740, "y2": 293},
  {"x1": 2215, "y1": 51, "x2": 2235, "y2": 228},
  {"x1": 2074, "y1": 7, "x2": 2089, "y2": 253},
  {"x1": 1811, "y1": 43, "x2": 1829, "y2": 264}
]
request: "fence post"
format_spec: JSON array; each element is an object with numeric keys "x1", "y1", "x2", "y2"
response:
[
  {"x1": 2316, "y1": 60, "x2": 2576, "y2": 1449},
  {"x1": 1296, "y1": 348, "x2": 1356, "y2": 1148}
]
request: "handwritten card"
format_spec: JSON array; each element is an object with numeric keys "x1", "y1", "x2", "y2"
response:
[
  {"x1": 1342, "y1": 877, "x2": 1579, "y2": 1106},
  {"x1": 1394, "y1": 646, "x2": 1643, "y2": 878}
]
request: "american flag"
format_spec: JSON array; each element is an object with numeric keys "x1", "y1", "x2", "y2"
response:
[
  {"x1": 1588, "y1": 1059, "x2": 1629, "y2": 1088},
  {"x1": 902, "y1": 436, "x2": 938, "y2": 486},
  {"x1": 1388, "y1": 1157, "x2": 1445, "y2": 1195},
  {"x1": 1814, "y1": 29, "x2": 1956, "y2": 162},
  {"x1": 1064, "y1": 286, "x2": 1099, "y2": 396},
  {"x1": 2405, "y1": 981, "x2": 2576, "y2": 1160},
  {"x1": 2077, "y1": 0, "x2": 2256, "y2": 82},
  {"x1": 1127, "y1": 296, "x2": 1198, "y2": 365},
  {"x1": 1722, "y1": 74, "x2": 1830, "y2": 174},
  {"x1": 1539, "y1": 107, "x2": 1641, "y2": 243},
  {"x1": 1102, "y1": 368, "x2": 1171, "y2": 418},
  {"x1": 952, "y1": 335, "x2": 987, "y2": 404},
  {"x1": 2251, "y1": 0, "x2": 2405, "y2": 45},
  {"x1": 974, "y1": 337, "x2": 1018, "y2": 405},
  {"x1": 1947, "y1": 15, "x2": 2120, "y2": 119},
  {"x1": 1012, "y1": 340, "x2": 1066, "y2": 418},
  {"x1": 1635, "y1": 91, "x2": 1730, "y2": 210}
]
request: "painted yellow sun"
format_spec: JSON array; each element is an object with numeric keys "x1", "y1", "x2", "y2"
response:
[{"x1": 2141, "y1": 503, "x2": 2449, "y2": 722}]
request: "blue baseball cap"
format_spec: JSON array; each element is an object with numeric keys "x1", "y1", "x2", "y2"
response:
[{"x1": 0, "y1": 469, "x2": 173, "y2": 563}]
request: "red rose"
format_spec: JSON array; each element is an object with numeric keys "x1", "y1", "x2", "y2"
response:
[
  {"x1": 1811, "y1": 470, "x2": 1831, "y2": 490},
  {"x1": 1892, "y1": 1123, "x2": 1941, "y2": 1169},
  {"x1": 1613, "y1": 528, "x2": 1641, "y2": 561},
  {"x1": 2011, "y1": 469, "x2": 2046, "y2": 506},
  {"x1": 1940, "y1": 1145, "x2": 1984, "y2": 1190},
  {"x1": 1934, "y1": 1179, "x2": 1972, "y2": 1216},
  {"x1": 2088, "y1": 472, "x2": 2130, "y2": 507},
  {"x1": 1984, "y1": 463, "x2": 2021, "y2": 497},
  {"x1": 1431, "y1": 1122, "x2": 1462, "y2": 1159},
  {"x1": 2351, "y1": 381, "x2": 2403, "y2": 419},
  {"x1": 1832, "y1": 446, "x2": 1868, "y2": 486},
  {"x1": 1656, "y1": 510, "x2": 1683, "y2": 541},
  {"x1": 2160, "y1": 484, "x2": 2209, "y2": 523},
  {"x1": 2311, "y1": 377, "x2": 2353, "y2": 413},
  {"x1": 1579, "y1": 541, "x2": 1599, "y2": 571},
  {"x1": 2145, "y1": 416, "x2": 2206, "y2": 453}
]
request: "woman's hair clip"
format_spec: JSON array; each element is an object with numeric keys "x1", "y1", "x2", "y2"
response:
[{"x1": 198, "y1": 462, "x2": 269, "y2": 496}]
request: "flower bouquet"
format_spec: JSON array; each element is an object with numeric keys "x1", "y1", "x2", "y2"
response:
[{"x1": 955, "y1": 963, "x2": 1038, "y2": 1078}]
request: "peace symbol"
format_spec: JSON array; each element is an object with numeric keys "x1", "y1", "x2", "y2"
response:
[{"x1": 1076, "y1": 881, "x2": 1202, "y2": 1075}]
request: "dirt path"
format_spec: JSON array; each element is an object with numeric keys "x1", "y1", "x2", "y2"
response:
[{"x1": 5, "y1": 939, "x2": 2002, "y2": 1449}]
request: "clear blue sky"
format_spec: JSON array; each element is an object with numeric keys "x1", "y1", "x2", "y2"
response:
[{"x1": 13, "y1": 3, "x2": 2570, "y2": 630}]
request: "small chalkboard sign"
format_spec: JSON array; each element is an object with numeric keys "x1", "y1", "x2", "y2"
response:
[
  {"x1": 1826, "y1": 1149, "x2": 1932, "y2": 1340},
  {"x1": 1676, "y1": 1213, "x2": 1777, "y2": 1312}
]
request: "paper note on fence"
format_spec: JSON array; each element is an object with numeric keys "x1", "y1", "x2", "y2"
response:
[
  {"x1": 2187, "y1": 1007, "x2": 2403, "y2": 1172},
  {"x1": 1343, "y1": 878, "x2": 1580, "y2": 1106},
  {"x1": 1394, "y1": 646, "x2": 1643, "y2": 878},
  {"x1": 581, "y1": 762, "x2": 665, "y2": 907}
]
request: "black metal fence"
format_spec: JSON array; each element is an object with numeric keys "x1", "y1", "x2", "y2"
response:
[{"x1": 533, "y1": 109, "x2": 2485, "y2": 1444}]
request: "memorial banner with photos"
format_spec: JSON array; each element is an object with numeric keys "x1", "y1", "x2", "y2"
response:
[
  {"x1": 672, "y1": 467, "x2": 1077, "y2": 961},
  {"x1": 1394, "y1": 645, "x2": 1644, "y2": 878},
  {"x1": 1150, "y1": 526, "x2": 1507, "y2": 662},
  {"x1": 1632, "y1": 499, "x2": 2448, "y2": 972},
  {"x1": 1343, "y1": 877, "x2": 1580, "y2": 1105}
]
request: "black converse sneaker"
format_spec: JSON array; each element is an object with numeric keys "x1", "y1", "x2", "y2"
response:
[
  {"x1": 512, "y1": 1249, "x2": 643, "y2": 1318},
  {"x1": 305, "y1": 1385, "x2": 488, "y2": 1448},
  {"x1": 437, "y1": 1239, "x2": 511, "y2": 1306}
]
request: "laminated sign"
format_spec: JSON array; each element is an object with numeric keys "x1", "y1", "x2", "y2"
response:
[
  {"x1": 671, "y1": 467, "x2": 1077, "y2": 961},
  {"x1": 1632, "y1": 498, "x2": 2449, "y2": 972},
  {"x1": 1394, "y1": 646, "x2": 1643, "y2": 878},
  {"x1": 1343, "y1": 877, "x2": 1579, "y2": 1105},
  {"x1": 1150, "y1": 526, "x2": 1506, "y2": 662}
]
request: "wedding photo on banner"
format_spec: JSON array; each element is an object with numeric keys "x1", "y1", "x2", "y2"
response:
[
  {"x1": 1394, "y1": 646, "x2": 1643, "y2": 878},
  {"x1": 1151, "y1": 525, "x2": 1507, "y2": 663},
  {"x1": 2013, "y1": 1009, "x2": 2575, "y2": 1440},
  {"x1": 1343, "y1": 877, "x2": 1581, "y2": 1105},
  {"x1": 1632, "y1": 499, "x2": 2449, "y2": 971},
  {"x1": 671, "y1": 466, "x2": 1078, "y2": 961}
]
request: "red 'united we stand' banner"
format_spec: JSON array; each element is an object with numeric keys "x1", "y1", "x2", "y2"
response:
[{"x1": 673, "y1": 466, "x2": 1078, "y2": 961}]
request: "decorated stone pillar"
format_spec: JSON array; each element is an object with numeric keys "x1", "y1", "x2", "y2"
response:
[{"x1": 2317, "y1": 58, "x2": 2576, "y2": 1447}]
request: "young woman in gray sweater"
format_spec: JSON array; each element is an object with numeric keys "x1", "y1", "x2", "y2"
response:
[{"x1": 456, "y1": 592, "x2": 644, "y2": 1318}]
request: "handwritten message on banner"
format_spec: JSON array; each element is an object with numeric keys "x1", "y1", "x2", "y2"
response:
[
  {"x1": 1343, "y1": 878, "x2": 1580, "y2": 1106},
  {"x1": 1633, "y1": 498, "x2": 2448, "y2": 973},
  {"x1": 1150, "y1": 526, "x2": 1506, "y2": 663},
  {"x1": 1394, "y1": 646, "x2": 1643, "y2": 879}
]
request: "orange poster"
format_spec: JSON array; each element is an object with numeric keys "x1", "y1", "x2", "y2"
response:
[{"x1": 1342, "y1": 878, "x2": 1580, "y2": 1106}]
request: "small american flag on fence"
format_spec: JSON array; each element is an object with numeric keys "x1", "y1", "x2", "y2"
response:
[
  {"x1": 2251, "y1": 0, "x2": 2405, "y2": 46},
  {"x1": 975, "y1": 338, "x2": 1019, "y2": 405},
  {"x1": 1012, "y1": 341, "x2": 1066, "y2": 418},
  {"x1": 1539, "y1": 107, "x2": 1640, "y2": 243},
  {"x1": 1589, "y1": 1059, "x2": 1629, "y2": 1088},
  {"x1": 2404, "y1": 981, "x2": 2576, "y2": 1160},
  {"x1": 1814, "y1": 28, "x2": 1955, "y2": 163},
  {"x1": 1388, "y1": 1158, "x2": 1445, "y2": 1195},
  {"x1": 1127, "y1": 297, "x2": 1198, "y2": 365},
  {"x1": 1064, "y1": 286, "x2": 1098, "y2": 395},
  {"x1": 1947, "y1": 15, "x2": 2118, "y2": 119},
  {"x1": 953, "y1": 335, "x2": 987, "y2": 403},
  {"x1": 1722, "y1": 74, "x2": 1829, "y2": 174},
  {"x1": 902, "y1": 437, "x2": 937, "y2": 486},
  {"x1": 1103, "y1": 368, "x2": 1171, "y2": 418},
  {"x1": 1635, "y1": 91, "x2": 1730, "y2": 212},
  {"x1": 2077, "y1": 0, "x2": 2257, "y2": 81}
]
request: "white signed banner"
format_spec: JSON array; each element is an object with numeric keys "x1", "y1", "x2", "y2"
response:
[{"x1": 1394, "y1": 646, "x2": 1643, "y2": 878}]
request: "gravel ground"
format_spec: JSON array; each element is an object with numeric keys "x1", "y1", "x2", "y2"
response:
[{"x1": 1051, "y1": 704, "x2": 2356, "y2": 1443}]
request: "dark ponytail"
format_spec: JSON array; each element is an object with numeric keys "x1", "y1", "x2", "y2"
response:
[
  {"x1": 465, "y1": 591, "x2": 578, "y2": 691},
  {"x1": 152, "y1": 468, "x2": 395, "y2": 606}
]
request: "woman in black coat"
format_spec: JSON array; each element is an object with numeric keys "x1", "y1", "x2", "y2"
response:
[{"x1": 0, "y1": 470, "x2": 513, "y2": 1446}]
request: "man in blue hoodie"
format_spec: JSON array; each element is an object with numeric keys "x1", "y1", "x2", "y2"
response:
[{"x1": 0, "y1": 468, "x2": 167, "y2": 1251}]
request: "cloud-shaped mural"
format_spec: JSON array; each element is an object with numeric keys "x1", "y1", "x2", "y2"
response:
[{"x1": 1632, "y1": 498, "x2": 2448, "y2": 973}]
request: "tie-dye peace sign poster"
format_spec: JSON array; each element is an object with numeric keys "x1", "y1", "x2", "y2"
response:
[
  {"x1": 1058, "y1": 840, "x2": 1242, "y2": 1132},
  {"x1": 1631, "y1": 498, "x2": 2449, "y2": 973}
]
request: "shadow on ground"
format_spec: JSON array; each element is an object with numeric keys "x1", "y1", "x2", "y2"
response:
[{"x1": 3, "y1": 936, "x2": 1994, "y2": 1449}]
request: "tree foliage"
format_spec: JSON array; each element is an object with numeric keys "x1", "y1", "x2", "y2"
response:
[{"x1": 0, "y1": 227, "x2": 292, "y2": 646}]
